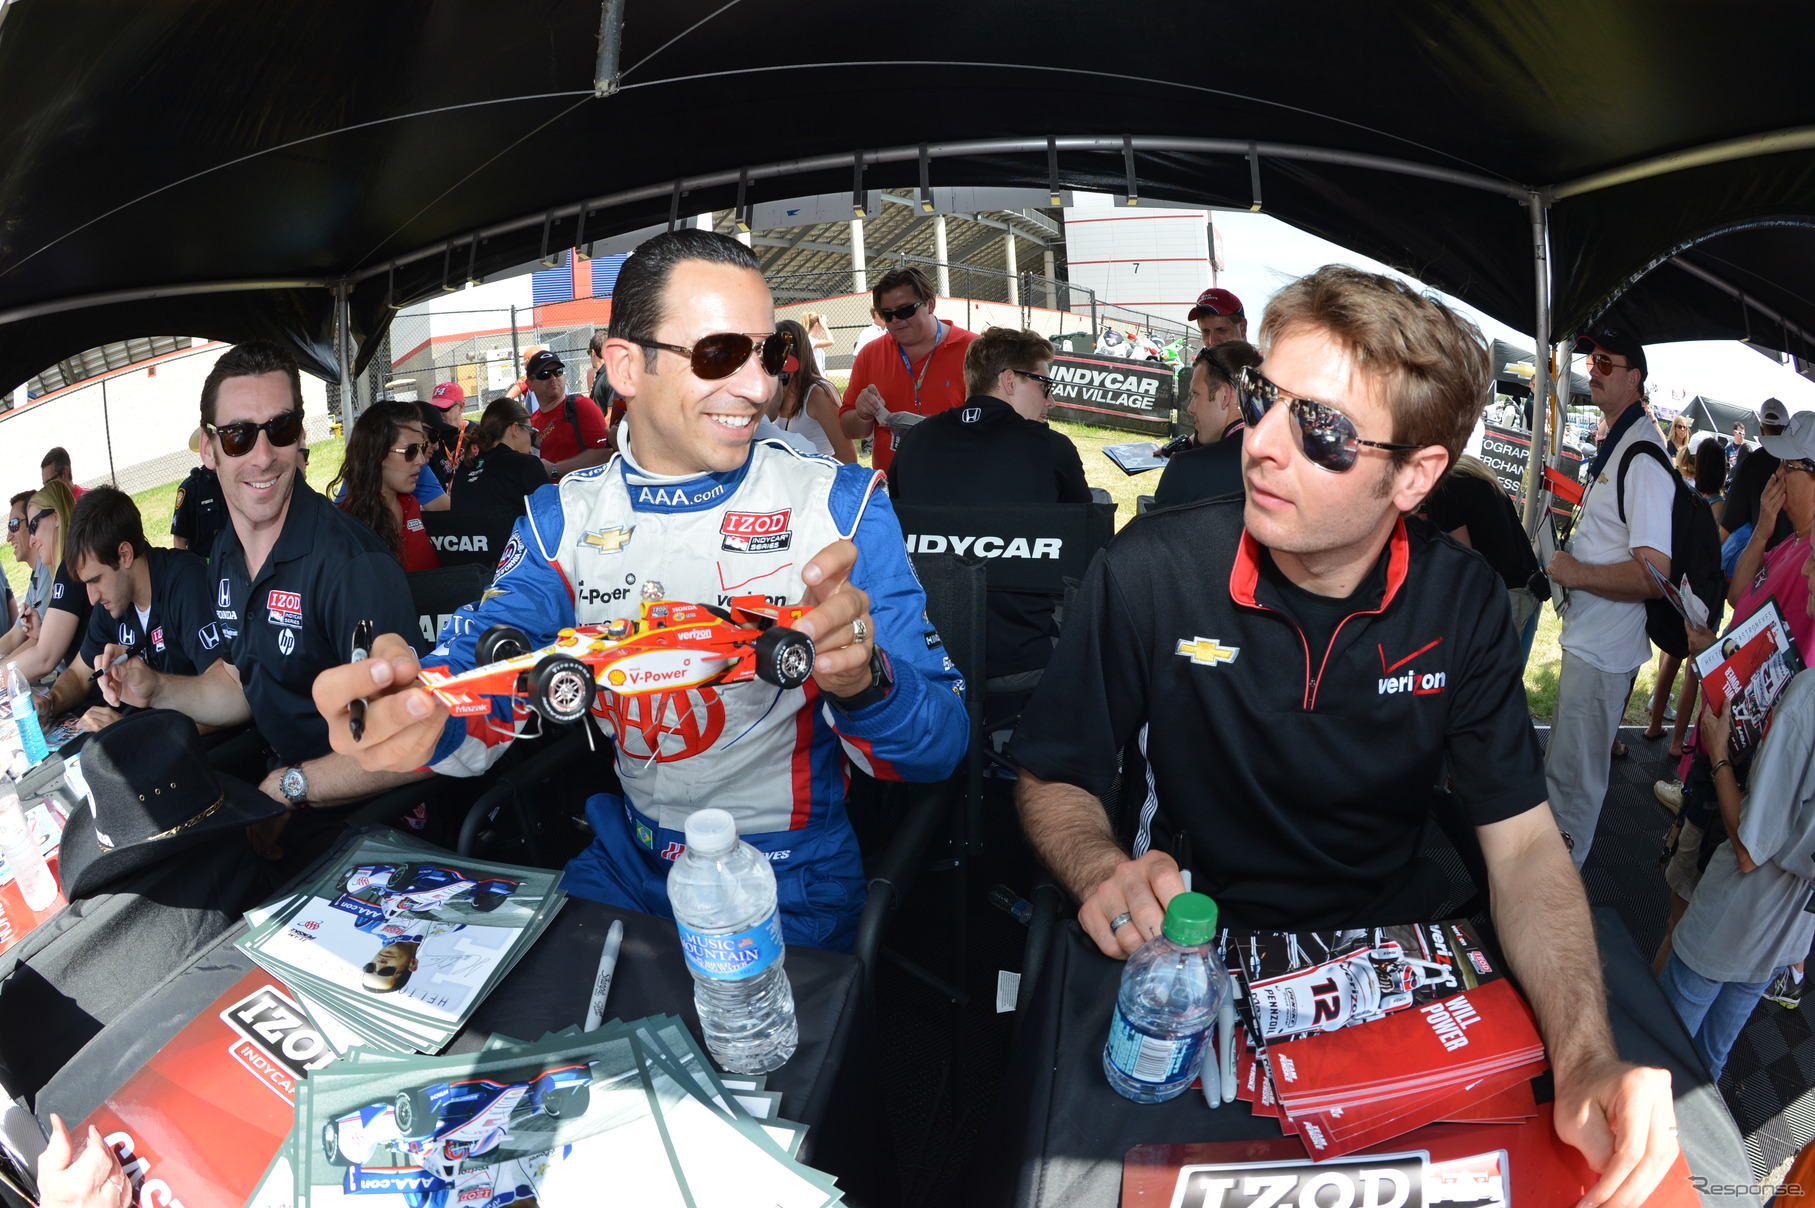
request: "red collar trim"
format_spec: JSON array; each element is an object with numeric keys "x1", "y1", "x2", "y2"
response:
[{"x1": 1229, "y1": 516, "x2": 1411, "y2": 611}]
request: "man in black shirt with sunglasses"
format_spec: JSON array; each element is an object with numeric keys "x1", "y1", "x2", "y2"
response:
[
  {"x1": 100, "y1": 340, "x2": 425, "y2": 821},
  {"x1": 1011, "y1": 266, "x2": 1677, "y2": 1204}
]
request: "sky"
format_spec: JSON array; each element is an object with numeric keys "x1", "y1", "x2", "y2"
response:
[{"x1": 1209, "y1": 210, "x2": 1815, "y2": 422}]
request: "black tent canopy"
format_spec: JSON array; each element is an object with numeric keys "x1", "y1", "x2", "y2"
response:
[
  {"x1": 5, "y1": 0, "x2": 1815, "y2": 468},
  {"x1": 1680, "y1": 396, "x2": 1761, "y2": 439}
]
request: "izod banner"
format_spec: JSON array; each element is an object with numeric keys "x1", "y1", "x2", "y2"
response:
[{"x1": 1045, "y1": 352, "x2": 1177, "y2": 436}]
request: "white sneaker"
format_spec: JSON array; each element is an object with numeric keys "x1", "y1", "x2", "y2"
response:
[{"x1": 1654, "y1": 779, "x2": 1684, "y2": 815}]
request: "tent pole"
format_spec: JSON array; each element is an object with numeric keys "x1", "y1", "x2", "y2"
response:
[
  {"x1": 593, "y1": 0, "x2": 628, "y2": 97},
  {"x1": 336, "y1": 280, "x2": 357, "y2": 427},
  {"x1": 1550, "y1": 337, "x2": 1574, "y2": 473},
  {"x1": 1521, "y1": 193, "x2": 1552, "y2": 532}
]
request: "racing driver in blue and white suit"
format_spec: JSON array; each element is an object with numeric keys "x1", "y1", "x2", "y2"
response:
[{"x1": 316, "y1": 230, "x2": 967, "y2": 952}]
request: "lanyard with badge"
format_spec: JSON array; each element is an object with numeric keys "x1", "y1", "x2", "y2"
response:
[{"x1": 889, "y1": 321, "x2": 945, "y2": 449}]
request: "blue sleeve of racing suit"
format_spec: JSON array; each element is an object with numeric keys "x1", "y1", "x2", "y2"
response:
[
  {"x1": 824, "y1": 465, "x2": 968, "y2": 783},
  {"x1": 412, "y1": 463, "x2": 447, "y2": 505},
  {"x1": 422, "y1": 483, "x2": 575, "y2": 776}
]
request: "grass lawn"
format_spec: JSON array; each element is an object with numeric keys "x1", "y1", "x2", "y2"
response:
[{"x1": 2, "y1": 440, "x2": 348, "y2": 602}]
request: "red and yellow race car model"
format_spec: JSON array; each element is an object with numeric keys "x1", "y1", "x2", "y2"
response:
[{"x1": 417, "y1": 582, "x2": 817, "y2": 725}]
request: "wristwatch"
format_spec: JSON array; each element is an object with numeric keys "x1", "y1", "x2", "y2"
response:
[
  {"x1": 828, "y1": 646, "x2": 893, "y2": 714},
  {"x1": 279, "y1": 763, "x2": 310, "y2": 808}
]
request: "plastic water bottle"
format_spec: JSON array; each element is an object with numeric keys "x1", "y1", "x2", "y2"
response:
[
  {"x1": 1103, "y1": 892, "x2": 1227, "y2": 1103},
  {"x1": 6, "y1": 664, "x2": 47, "y2": 769},
  {"x1": 667, "y1": 808, "x2": 798, "y2": 1073},
  {"x1": 0, "y1": 776, "x2": 57, "y2": 911}
]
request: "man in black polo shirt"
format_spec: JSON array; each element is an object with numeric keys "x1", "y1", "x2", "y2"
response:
[
  {"x1": 100, "y1": 341, "x2": 424, "y2": 811},
  {"x1": 37, "y1": 487, "x2": 218, "y2": 730},
  {"x1": 890, "y1": 327, "x2": 1089, "y2": 684},
  {"x1": 1012, "y1": 266, "x2": 1675, "y2": 1203}
]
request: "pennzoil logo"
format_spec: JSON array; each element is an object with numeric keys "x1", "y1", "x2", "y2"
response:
[
  {"x1": 219, "y1": 984, "x2": 336, "y2": 1101},
  {"x1": 581, "y1": 525, "x2": 635, "y2": 554}
]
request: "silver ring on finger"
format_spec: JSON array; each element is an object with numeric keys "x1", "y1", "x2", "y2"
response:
[
  {"x1": 1109, "y1": 912, "x2": 1133, "y2": 932},
  {"x1": 851, "y1": 616, "x2": 869, "y2": 645}
]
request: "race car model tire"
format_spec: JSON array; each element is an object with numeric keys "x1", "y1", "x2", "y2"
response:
[
  {"x1": 543, "y1": 1084, "x2": 590, "y2": 1120},
  {"x1": 469, "y1": 889, "x2": 510, "y2": 913},
  {"x1": 477, "y1": 623, "x2": 533, "y2": 665},
  {"x1": 394, "y1": 1087, "x2": 438, "y2": 1140},
  {"x1": 530, "y1": 655, "x2": 595, "y2": 724},
  {"x1": 322, "y1": 1122, "x2": 353, "y2": 1166},
  {"x1": 372, "y1": 863, "x2": 419, "y2": 895},
  {"x1": 754, "y1": 627, "x2": 815, "y2": 689}
]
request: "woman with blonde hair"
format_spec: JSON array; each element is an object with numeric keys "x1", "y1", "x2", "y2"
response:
[
  {"x1": 800, "y1": 311, "x2": 834, "y2": 372},
  {"x1": 767, "y1": 318, "x2": 857, "y2": 462},
  {"x1": 6, "y1": 480, "x2": 91, "y2": 683}
]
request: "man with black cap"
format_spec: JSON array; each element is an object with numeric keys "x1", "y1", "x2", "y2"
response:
[
  {"x1": 170, "y1": 428, "x2": 229, "y2": 558},
  {"x1": 1722, "y1": 397, "x2": 1794, "y2": 547},
  {"x1": 1187, "y1": 287, "x2": 1247, "y2": 349},
  {"x1": 523, "y1": 349, "x2": 612, "y2": 479},
  {"x1": 1545, "y1": 326, "x2": 1671, "y2": 866}
]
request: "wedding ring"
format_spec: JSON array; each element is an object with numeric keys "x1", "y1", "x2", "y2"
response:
[
  {"x1": 851, "y1": 616, "x2": 869, "y2": 644},
  {"x1": 1109, "y1": 912, "x2": 1133, "y2": 932}
]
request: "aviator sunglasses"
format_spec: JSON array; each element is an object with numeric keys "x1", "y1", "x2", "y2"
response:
[
  {"x1": 626, "y1": 330, "x2": 793, "y2": 380},
  {"x1": 205, "y1": 410, "x2": 305, "y2": 458},
  {"x1": 25, "y1": 508, "x2": 53, "y2": 536},
  {"x1": 389, "y1": 441, "x2": 432, "y2": 461},
  {"x1": 1237, "y1": 366, "x2": 1420, "y2": 473},
  {"x1": 1585, "y1": 352, "x2": 1633, "y2": 375}
]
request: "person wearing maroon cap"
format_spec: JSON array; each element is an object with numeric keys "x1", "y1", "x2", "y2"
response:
[
  {"x1": 1187, "y1": 287, "x2": 1247, "y2": 348},
  {"x1": 1545, "y1": 326, "x2": 1672, "y2": 867}
]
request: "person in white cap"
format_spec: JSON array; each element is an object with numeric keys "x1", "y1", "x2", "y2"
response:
[{"x1": 1721, "y1": 396, "x2": 1793, "y2": 547}]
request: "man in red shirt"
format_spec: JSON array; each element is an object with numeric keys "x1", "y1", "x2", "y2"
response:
[
  {"x1": 838, "y1": 266, "x2": 974, "y2": 473},
  {"x1": 523, "y1": 349, "x2": 613, "y2": 479}
]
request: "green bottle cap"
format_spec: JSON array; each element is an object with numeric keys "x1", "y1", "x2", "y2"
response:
[{"x1": 1161, "y1": 892, "x2": 1217, "y2": 946}]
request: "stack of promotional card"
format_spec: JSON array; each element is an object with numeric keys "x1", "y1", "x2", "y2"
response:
[
  {"x1": 260, "y1": 1015, "x2": 840, "y2": 1208},
  {"x1": 236, "y1": 834, "x2": 567, "y2": 1053},
  {"x1": 1219, "y1": 919, "x2": 1546, "y2": 1158}
]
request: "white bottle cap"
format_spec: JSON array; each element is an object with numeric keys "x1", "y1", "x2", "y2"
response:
[{"x1": 683, "y1": 808, "x2": 737, "y2": 854}]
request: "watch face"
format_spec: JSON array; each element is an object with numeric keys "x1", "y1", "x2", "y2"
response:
[{"x1": 281, "y1": 767, "x2": 306, "y2": 800}]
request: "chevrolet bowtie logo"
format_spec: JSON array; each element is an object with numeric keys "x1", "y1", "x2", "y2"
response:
[
  {"x1": 1176, "y1": 636, "x2": 1240, "y2": 667},
  {"x1": 581, "y1": 525, "x2": 635, "y2": 553}
]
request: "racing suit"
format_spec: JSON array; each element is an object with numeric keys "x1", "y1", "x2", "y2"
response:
[{"x1": 424, "y1": 437, "x2": 968, "y2": 951}]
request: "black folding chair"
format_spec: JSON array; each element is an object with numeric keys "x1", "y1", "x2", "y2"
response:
[{"x1": 420, "y1": 507, "x2": 518, "y2": 569}]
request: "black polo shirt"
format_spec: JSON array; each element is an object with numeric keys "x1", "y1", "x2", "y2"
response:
[
  {"x1": 77, "y1": 547, "x2": 220, "y2": 677},
  {"x1": 211, "y1": 481, "x2": 420, "y2": 765},
  {"x1": 44, "y1": 560, "x2": 95, "y2": 671},
  {"x1": 1008, "y1": 498, "x2": 1545, "y2": 931},
  {"x1": 450, "y1": 446, "x2": 551, "y2": 516},
  {"x1": 170, "y1": 466, "x2": 228, "y2": 562},
  {"x1": 1152, "y1": 428, "x2": 1244, "y2": 509},
  {"x1": 889, "y1": 395, "x2": 1091, "y2": 677}
]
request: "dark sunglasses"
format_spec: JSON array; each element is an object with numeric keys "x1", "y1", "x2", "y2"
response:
[
  {"x1": 515, "y1": 420, "x2": 541, "y2": 444},
  {"x1": 362, "y1": 961, "x2": 405, "y2": 977},
  {"x1": 532, "y1": 367, "x2": 565, "y2": 380},
  {"x1": 206, "y1": 410, "x2": 305, "y2": 458},
  {"x1": 5, "y1": 516, "x2": 20, "y2": 534},
  {"x1": 1585, "y1": 352, "x2": 1633, "y2": 375},
  {"x1": 1237, "y1": 366, "x2": 1420, "y2": 473},
  {"x1": 1012, "y1": 369, "x2": 1056, "y2": 398},
  {"x1": 389, "y1": 441, "x2": 431, "y2": 461},
  {"x1": 627, "y1": 330, "x2": 792, "y2": 381},
  {"x1": 877, "y1": 301, "x2": 926, "y2": 322},
  {"x1": 1785, "y1": 458, "x2": 1815, "y2": 476},
  {"x1": 26, "y1": 508, "x2": 53, "y2": 536}
]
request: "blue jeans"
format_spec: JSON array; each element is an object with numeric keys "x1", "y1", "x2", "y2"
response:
[{"x1": 1659, "y1": 953, "x2": 1773, "y2": 1082}]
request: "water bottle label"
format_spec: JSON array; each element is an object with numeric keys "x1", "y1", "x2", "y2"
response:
[
  {"x1": 13, "y1": 704, "x2": 47, "y2": 766},
  {"x1": 677, "y1": 911, "x2": 784, "y2": 981},
  {"x1": 1106, "y1": 1010, "x2": 1206, "y2": 1085}
]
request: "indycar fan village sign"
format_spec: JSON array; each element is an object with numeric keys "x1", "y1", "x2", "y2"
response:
[{"x1": 1046, "y1": 352, "x2": 1178, "y2": 437}]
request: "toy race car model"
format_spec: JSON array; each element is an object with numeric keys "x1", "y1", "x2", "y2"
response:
[
  {"x1": 342, "y1": 862, "x2": 518, "y2": 918},
  {"x1": 322, "y1": 1064, "x2": 594, "y2": 1179},
  {"x1": 418, "y1": 582, "x2": 817, "y2": 725}
]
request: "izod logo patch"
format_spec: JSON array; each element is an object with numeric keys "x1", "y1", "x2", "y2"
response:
[
  {"x1": 267, "y1": 589, "x2": 302, "y2": 629},
  {"x1": 721, "y1": 509, "x2": 793, "y2": 554},
  {"x1": 218, "y1": 984, "x2": 335, "y2": 1100}
]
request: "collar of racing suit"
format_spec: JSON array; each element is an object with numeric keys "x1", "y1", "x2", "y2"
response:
[{"x1": 615, "y1": 428, "x2": 757, "y2": 513}]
